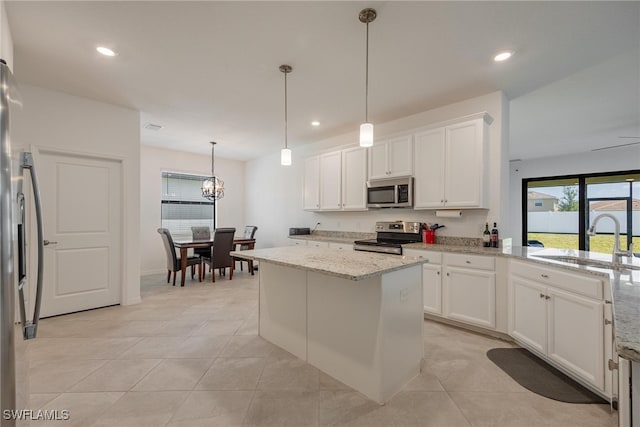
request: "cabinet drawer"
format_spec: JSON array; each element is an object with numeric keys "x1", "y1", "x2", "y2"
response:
[
  {"x1": 403, "y1": 249, "x2": 442, "y2": 265},
  {"x1": 288, "y1": 238, "x2": 307, "y2": 246},
  {"x1": 510, "y1": 260, "x2": 603, "y2": 300},
  {"x1": 444, "y1": 253, "x2": 495, "y2": 271},
  {"x1": 328, "y1": 242, "x2": 353, "y2": 251}
]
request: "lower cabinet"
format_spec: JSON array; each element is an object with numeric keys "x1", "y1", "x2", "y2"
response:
[
  {"x1": 442, "y1": 253, "x2": 496, "y2": 329},
  {"x1": 509, "y1": 261, "x2": 606, "y2": 391},
  {"x1": 422, "y1": 263, "x2": 442, "y2": 315}
]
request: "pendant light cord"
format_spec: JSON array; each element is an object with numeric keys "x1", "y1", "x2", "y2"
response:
[
  {"x1": 284, "y1": 71, "x2": 288, "y2": 150},
  {"x1": 365, "y1": 21, "x2": 369, "y2": 123},
  {"x1": 210, "y1": 142, "x2": 215, "y2": 176}
]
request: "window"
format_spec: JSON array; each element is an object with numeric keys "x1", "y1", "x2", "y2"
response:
[
  {"x1": 161, "y1": 172, "x2": 215, "y2": 237},
  {"x1": 523, "y1": 170, "x2": 640, "y2": 254}
]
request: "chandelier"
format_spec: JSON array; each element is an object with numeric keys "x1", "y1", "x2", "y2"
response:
[
  {"x1": 359, "y1": 8, "x2": 377, "y2": 148},
  {"x1": 201, "y1": 141, "x2": 224, "y2": 200}
]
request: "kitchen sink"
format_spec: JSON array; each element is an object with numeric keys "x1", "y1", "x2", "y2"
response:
[{"x1": 531, "y1": 255, "x2": 640, "y2": 271}]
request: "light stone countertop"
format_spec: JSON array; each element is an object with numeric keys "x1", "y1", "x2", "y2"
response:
[
  {"x1": 231, "y1": 246, "x2": 426, "y2": 281},
  {"x1": 287, "y1": 235, "x2": 365, "y2": 244}
]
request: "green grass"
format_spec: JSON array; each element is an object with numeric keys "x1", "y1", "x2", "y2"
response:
[{"x1": 527, "y1": 233, "x2": 633, "y2": 254}]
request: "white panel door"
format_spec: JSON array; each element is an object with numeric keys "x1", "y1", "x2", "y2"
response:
[
  {"x1": 445, "y1": 120, "x2": 482, "y2": 207},
  {"x1": 414, "y1": 128, "x2": 445, "y2": 208},
  {"x1": 37, "y1": 149, "x2": 122, "y2": 317},
  {"x1": 387, "y1": 135, "x2": 413, "y2": 177},
  {"x1": 368, "y1": 143, "x2": 388, "y2": 179},
  {"x1": 319, "y1": 152, "x2": 342, "y2": 210},
  {"x1": 422, "y1": 263, "x2": 442, "y2": 315},
  {"x1": 508, "y1": 276, "x2": 548, "y2": 355},
  {"x1": 303, "y1": 156, "x2": 320, "y2": 210},
  {"x1": 444, "y1": 266, "x2": 496, "y2": 329},
  {"x1": 341, "y1": 147, "x2": 367, "y2": 210},
  {"x1": 547, "y1": 288, "x2": 604, "y2": 389}
]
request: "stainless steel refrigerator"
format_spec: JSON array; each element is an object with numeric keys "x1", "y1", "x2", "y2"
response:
[{"x1": 0, "y1": 59, "x2": 44, "y2": 426}]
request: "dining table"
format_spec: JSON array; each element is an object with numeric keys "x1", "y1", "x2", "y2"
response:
[{"x1": 173, "y1": 237, "x2": 256, "y2": 286}]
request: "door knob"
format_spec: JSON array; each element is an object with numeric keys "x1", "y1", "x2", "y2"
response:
[{"x1": 43, "y1": 240, "x2": 58, "y2": 246}]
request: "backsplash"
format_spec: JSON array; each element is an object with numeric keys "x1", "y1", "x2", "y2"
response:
[{"x1": 311, "y1": 230, "x2": 482, "y2": 247}]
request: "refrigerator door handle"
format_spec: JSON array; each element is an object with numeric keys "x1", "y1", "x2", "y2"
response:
[
  {"x1": 21, "y1": 152, "x2": 44, "y2": 340},
  {"x1": 16, "y1": 192, "x2": 29, "y2": 337}
]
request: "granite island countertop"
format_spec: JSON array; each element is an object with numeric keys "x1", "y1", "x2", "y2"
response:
[{"x1": 231, "y1": 246, "x2": 427, "y2": 281}]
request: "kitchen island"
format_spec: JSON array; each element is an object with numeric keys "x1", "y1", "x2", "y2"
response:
[{"x1": 231, "y1": 246, "x2": 427, "y2": 403}]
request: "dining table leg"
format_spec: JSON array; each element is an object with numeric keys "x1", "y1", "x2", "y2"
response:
[{"x1": 180, "y1": 247, "x2": 188, "y2": 287}]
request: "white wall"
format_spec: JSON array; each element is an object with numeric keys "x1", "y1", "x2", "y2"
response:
[
  {"x1": 0, "y1": 0, "x2": 13, "y2": 70},
  {"x1": 509, "y1": 145, "x2": 640, "y2": 246},
  {"x1": 246, "y1": 91, "x2": 508, "y2": 248},
  {"x1": 140, "y1": 145, "x2": 245, "y2": 275},
  {"x1": 12, "y1": 84, "x2": 141, "y2": 305}
]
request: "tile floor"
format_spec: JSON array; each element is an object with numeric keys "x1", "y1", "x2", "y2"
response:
[{"x1": 26, "y1": 270, "x2": 618, "y2": 426}]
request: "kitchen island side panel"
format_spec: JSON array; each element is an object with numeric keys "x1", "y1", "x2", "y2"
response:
[
  {"x1": 259, "y1": 262, "x2": 307, "y2": 361},
  {"x1": 307, "y1": 265, "x2": 423, "y2": 403}
]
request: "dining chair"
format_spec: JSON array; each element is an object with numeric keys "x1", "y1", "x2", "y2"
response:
[
  {"x1": 191, "y1": 226, "x2": 212, "y2": 258},
  {"x1": 201, "y1": 227, "x2": 236, "y2": 282},
  {"x1": 235, "y1": 225, "x2": 258, "y2": 273},
  {"x1": 157, "y1": 228, "x2": 201, "y2": 286}
]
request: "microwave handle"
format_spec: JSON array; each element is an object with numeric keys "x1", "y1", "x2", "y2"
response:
[{"x1": 394, "y1": 185, "x2": 399, "y2": 204}]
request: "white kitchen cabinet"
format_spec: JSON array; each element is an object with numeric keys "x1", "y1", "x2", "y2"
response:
[
  {"x1": 442, "y1": 253, "x2": 496, "y2": 329},
  {"x1": 368, "y1": 135, "x2": 413, "y2": 179},
  {"x1": 414, "y1": 116, "x2": 488, "y2": 209},
  {"x1": 404, "y1": 249, "x2": 443, "y2": 315},
  {"x1": 303, "y1": 156, "x2": 320, "y2": 210},
  {"x1": 320, "y1": 152, "x2": 342, "y2": 210},
  {"x1": 341, "y1": 147, "x2": 367, "y2": 210},
  {"x1": 509, "y1": 261, "x2": 606, "y2": 391},
  {"x1": 304, "y1": 147, "x2": 367, "y2": 212}
]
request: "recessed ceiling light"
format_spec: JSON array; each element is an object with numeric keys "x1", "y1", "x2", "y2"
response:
[
  {"x1": 96, "y1": 46, "x2": 117, "y2": 57},
  {"x1": 494, "y1": 51, "x2": 514, "y2": 62},
  {"x1": 311, "y1": 121, "x2": 320, "y2": 126}
]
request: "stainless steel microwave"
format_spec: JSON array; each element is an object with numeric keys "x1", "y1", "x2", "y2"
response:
[{"x1": 366, "y1": 176, "x2": 413, "y2": 208}]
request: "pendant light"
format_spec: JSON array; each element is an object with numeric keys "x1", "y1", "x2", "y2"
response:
[
  {"x1": 280, "y1": 64, "x2": 293, "y2": 166},
  {"x1": 201, "y1": 141, "x2": 224, "y2": 200},
  {"x1": 359, "y1": 8, "x2": 376, "y2": 148}
]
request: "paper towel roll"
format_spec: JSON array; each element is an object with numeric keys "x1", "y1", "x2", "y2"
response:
[{"x1": 435, "y1": 210, "x2": 462, "y2": 218}]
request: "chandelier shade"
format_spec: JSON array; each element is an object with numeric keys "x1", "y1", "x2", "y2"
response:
[{"x1": 202, "y1": 141, "x2": 224, "y2": 201}]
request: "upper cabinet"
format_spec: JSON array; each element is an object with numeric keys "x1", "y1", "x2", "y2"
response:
[
  {"x1": 304, "y1": 147, "x2": 368, "y2": 211},
  {"x1": 414, "y1": 117, "x2": 489, "y2": 209},
  {"x1": 368, "y1": 135, "x2": 413, "y2": 179}
]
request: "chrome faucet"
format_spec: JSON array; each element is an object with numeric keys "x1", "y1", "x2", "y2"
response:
[{"x1": 588, "y1": 213, "x2": 633, "y2": 263}]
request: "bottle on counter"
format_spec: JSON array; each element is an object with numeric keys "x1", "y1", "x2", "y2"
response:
[
  {"x1": 491, "y1": 222, "x2": 499, "y2": 248},
  {"x1": 483, "y1": 223, "x2": 491, "y2": 247}
]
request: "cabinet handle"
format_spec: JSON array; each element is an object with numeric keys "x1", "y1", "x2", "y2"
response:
[
  {"x1": 436, "y1": 271, "x2": 440, "y2": 275},
  {"x1": 444, "y1": 200, "x2": 448, "y2": 203},
  {"x1": 545, "y1": 295, "x2": 550, "y2": 300},
  {"x1": 541, "y1": 274, "x2": 549, "y2": 278},
  {"x1": 446, "y1": 272, "x2": 450, "y2": 276},
  {"x1": 465, "y1": 260, "x2": 471, "y2": 264},
  {"x1": 604, "y1": 319, "x2": 612, "y2": 325},
  {"x1": 440, "y1": 200, "x2": 444, "y2": 203},
  {"x1": 539, "y1": 293, "x2": 545, "y2": 299}
]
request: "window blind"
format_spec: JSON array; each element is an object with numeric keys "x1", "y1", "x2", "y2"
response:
[{"x1": 161, "y1": 172, "x2": 215, "y2": 237}]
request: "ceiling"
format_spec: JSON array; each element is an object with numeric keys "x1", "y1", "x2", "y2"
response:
[{"x1": 6, "y1": 1, "x2": 640, "y2": 161}]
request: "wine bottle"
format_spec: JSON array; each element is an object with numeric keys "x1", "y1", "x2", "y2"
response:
[
  {"x1": 483, "y1": 223, "x2": 491, "y2": 248},
  {"x1": 491, "y1": 222, "x2": 499, "y2": 248}
]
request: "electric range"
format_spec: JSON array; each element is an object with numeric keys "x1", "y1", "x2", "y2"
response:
[{"x1": 353, "y1": 221, "x2": 422, "y2": 255}]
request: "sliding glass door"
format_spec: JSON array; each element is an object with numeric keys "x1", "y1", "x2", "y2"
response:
[{"x1": 523, "y1": 171, "x2": 639, "y2": 255}]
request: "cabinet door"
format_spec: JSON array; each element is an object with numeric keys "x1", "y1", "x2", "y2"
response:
[
  {"x1": 508, "y1": 276, "x2": 548, "y2": 355},
  {"x1": 444, "y1": 120, "x2": 484, "y2": 207},
  {"x1": 303, "y1": 156, "x2": 320, "y2": 210},
  {"x1": 319, "y1": 152, "x2": 342, "y2": 210},
  {"x1": 414, "y1": 128, "x2": 445, "y2": 208},
  {"x1": 368, "y1": 143, "x2": 388, "y2": 180},
  {"x1": 444, "y1": 266, "x2": 496, "y2": 329},
  {"x1": 422, "y1": 263, "x2": 442, "y2": 315},
  {"x1": 547, "y1": 288, "x2": 604, "y2": 389},
  {"x1": 341, "y1": 147, "x2": 367, "y2": 210},
  {"x1": 387, "y1": 135, "x2": 413, "y2": 177}
]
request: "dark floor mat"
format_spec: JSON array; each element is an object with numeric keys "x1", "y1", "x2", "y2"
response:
[{"x1": 486, "y1": 348, "x2": 607, "y2": 404}]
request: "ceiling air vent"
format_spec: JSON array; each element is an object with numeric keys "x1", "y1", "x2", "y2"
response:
[{"x1": 143, "y1": 123, "x2": 163, "y2": 131}]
